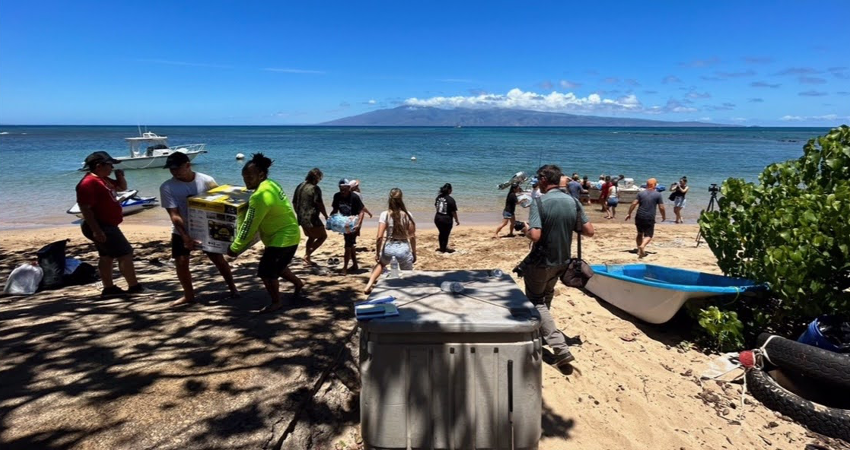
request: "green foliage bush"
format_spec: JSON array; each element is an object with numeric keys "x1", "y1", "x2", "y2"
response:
[
  {"x1": 697, "y1": 125, "x2": 850, "y2": 346},
  {"x1": 695, "y1": 306, "x2": 744, "y2": 351}
]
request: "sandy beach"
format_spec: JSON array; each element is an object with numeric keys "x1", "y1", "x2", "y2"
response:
[{"x1": 0, "y1": 218, "x2": 844, "y2": 449}]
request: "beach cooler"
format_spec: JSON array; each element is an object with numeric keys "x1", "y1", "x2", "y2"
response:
[
  {"x1": 187, "y1": 185, "x2": 258, "y2": 253},
  {"x1": 358, "y1": 270, "x2": 543, "y2": 449}
]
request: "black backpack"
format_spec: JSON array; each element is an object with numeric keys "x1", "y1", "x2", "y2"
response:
[{"x1": 36, "y1": 240, "x2": 68, "y2": 290}]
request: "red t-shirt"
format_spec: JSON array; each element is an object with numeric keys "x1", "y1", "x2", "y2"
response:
[
  {"x1": 600, "y1": 182, "x2": 611, "y2": 199},
  {"x1": 76, "y1": 173, "x2": 123, "y2": 226}
]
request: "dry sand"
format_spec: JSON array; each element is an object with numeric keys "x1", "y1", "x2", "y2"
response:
[{"x1": 0, "y1": 214, "x2": 844, "y2": 449}]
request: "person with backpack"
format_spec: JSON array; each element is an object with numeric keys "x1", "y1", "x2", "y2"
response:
[
  {"x1": 433, "y1": 183, "x2": 459, "y2": 253},
  {"x1": 524, "y1": 165, "x2": 595, "y2": 369}
]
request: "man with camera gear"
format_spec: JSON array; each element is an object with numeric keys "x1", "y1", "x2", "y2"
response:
[
  {"x1": 625, "y1": 178, "x2": 666, "y2": 258},
  {"x1": 524, "y1": 164, "x2": 595, "y2": 368}
]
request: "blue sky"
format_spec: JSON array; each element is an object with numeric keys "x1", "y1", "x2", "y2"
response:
[{"x1": 0, "y1": 0, "x2": 849, "y2": 126}]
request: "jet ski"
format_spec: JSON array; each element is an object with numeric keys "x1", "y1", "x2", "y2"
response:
[{"x1": 67, "y1": 190, "x2": 159, "y2": 218}]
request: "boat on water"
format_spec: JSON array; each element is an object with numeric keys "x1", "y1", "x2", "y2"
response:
[
  {"x1": 588, "y1": 177, "x2": 644, "y2": 201},
  {"x1": 67, "y1": 190, "x2": 159, "y2": 218},
  {"x1": 585, "y1": 263, "x2": 766, "y2": 324},
  {"x1": 77, "y1": 131, "x2": 206, "y2": 170}
]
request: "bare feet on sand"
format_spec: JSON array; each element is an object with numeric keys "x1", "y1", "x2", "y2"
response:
[
  {"x1": 294, "y1": 280, "x2": 304, "y2": 297},
  {"x1": 229, "y1": 289, "x2": 241, "y2": 299},
  {"x1": 638, "y1": 246, "x2": 646, "y2": 258},
  {"x1": 259, "y1": 301, "x2": 284, "y2": 314},
  {"x1": 170, "y1": 296, "x2": 194, "y2": 307}
]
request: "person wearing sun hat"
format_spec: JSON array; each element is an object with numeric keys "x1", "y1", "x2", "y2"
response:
[
  {"x1": 625, "y1": 177, "x2": 666, "y2": 258},
  {"x1": 76, "y1": 151, "x2": 143, "y2": 299},
  {"x1": 331, "y1": 178, "x2": 365, "y2": 275}
]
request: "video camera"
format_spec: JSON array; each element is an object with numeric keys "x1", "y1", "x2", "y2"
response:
[{"x1": 708, "y1": 183, "x2": 720, "y2": 193}]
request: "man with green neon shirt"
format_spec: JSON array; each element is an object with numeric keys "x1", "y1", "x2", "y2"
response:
[{"x1": 227, "y1": 153, "x2": 303, "y2": 313}]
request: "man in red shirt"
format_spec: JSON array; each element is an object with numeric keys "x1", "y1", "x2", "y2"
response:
[{"x1": 76, "y1": 151, "x2": 142, "y2": 299}]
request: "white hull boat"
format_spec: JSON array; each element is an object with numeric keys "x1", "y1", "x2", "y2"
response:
[
  {"x1": 586, "y1": 264, "x2": 765, "y2": 324},
  {"x1": 67, "y1": 190, "x2": 159, "y2": 218},
  {"x1": 588, "y1": 177, "x2": 643, "y2": 201},
  {"x1": 78, "y1": 131, "x2": 206, "y2": 170}
]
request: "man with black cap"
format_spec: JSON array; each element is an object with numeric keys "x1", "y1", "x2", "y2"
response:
[
  {"x1": 330, "y1": 178, "x2": 365, "y2": 275},
  {"x1": 160, "y1": 152, "x2": 239, "y2": 305},
  {"x1": 76, "y1": 151, "x2": 142, "y2": 299}
]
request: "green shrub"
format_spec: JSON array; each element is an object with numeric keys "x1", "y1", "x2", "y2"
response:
[
  {"x1": 695, "y1": 306, "x2": 744, "y2": 351},
  {"x1": 698, "y1": 125, "x2": 850, "y2": 341}
]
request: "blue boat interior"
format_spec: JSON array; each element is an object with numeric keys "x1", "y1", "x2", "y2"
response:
[{"x1": 590, "y1": 264, "x2": 765, "y2": 294}]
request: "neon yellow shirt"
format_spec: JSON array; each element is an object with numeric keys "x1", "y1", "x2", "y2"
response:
[{"x1": 230, "y1": 179, "x2": 300, "y2": 254}]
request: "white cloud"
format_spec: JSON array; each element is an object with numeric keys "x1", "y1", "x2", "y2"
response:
[
  {"x1": 559, "y1": 80, "x2": 581, "y2": 89},
  {"x1": 368, "y1": 99, "x2": 377, "y2": 105},
  {"x1": 686, "y1": 90, "x2": 711, "y2": 99},
  {"x1": 403, "y1": 88, "x2": 642, "y2": 112},
  {"x1": 781, "y1": 114, "x2": 840, "y2": 121}
]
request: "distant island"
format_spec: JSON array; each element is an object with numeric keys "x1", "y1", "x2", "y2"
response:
[{"x1": 321, "y1": 106, "x2": 732, "y2": 127}]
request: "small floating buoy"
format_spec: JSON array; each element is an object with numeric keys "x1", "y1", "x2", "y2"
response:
[
  {"x1": 411, "y1": 156, "x2": 417, "y2": 161},
  {"x1": 235, "y1": 153, "x2": 245, "y2": 160}
]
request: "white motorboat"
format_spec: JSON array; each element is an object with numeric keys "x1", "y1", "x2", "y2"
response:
[
  {"x1": 78, "y1": 131, "x2": 206, "y2": 170},
  {"x1": 67, "y1": 190, "x2": 159, "y2": 218},
  {"x1": 588, "y1": 177, "x2": 647, "y2": 201}
]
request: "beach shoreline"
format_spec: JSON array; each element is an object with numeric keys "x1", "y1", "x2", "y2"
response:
[
  {"x1": 0, "y1": 220, "x2": 831, "y2": 449},
  {"x1": 0, "y1": 199, "x2": 700, "y2": 232}
]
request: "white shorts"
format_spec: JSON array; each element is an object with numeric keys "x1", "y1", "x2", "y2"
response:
[{"x1": 674, "y1": 196, "x2": 686, "y2": 208}]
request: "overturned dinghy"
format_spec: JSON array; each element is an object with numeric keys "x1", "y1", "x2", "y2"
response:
[{"x1": 586, "y1": 264, "x2": 765, "y2": 324}]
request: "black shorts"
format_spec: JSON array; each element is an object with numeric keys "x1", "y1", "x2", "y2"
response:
[
  {"x1": 635, "y1": 218, "x2": 656, "y2": 237},
  {"x1": 171, "y1": 234, "x2": 193, "y2": 258},
  {"x1": 343, "y1": 232, "x2": 357, "y2": 248},
  {"x1": 257, "y1": 245, "x2": 298, "y2": 279},
  {"x1": 81, "y1": 222, "x2": 133, "y2": 258}
]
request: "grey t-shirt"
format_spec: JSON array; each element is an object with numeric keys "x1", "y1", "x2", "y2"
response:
[
  {"x1": 159, "y1": 172, "x2": 217, "y2": 234},
  {"x1": 636, "y1": 189, "x2": 663, "y2": 221},
  {"x1": 528, "y1": 189, "x2": 589, "y2": 267}
]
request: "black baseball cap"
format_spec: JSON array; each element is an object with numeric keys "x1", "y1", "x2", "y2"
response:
[
  {"x1": 84, "y1": 151, "x2": 120, "y2": 170},
  {"x1": 163, "y1": 152, "x2": 191, "y2": 169}
]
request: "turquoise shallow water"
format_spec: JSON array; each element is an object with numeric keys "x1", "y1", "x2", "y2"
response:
[{"x1": 0, "y1": 125, "x2": 827, "y2": 228}]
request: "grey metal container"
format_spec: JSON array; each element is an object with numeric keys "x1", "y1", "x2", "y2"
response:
[{"x1": 359, "y1": 270, "x2": 542, "y2": 449}]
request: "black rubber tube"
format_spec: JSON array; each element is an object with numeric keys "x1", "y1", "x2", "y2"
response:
[
  {"x1": 747, "y1": 368, "x2": 849, "y2": 441},
  {"x1": 756, "y1": 333, "x2": 849, "y2": 387}
]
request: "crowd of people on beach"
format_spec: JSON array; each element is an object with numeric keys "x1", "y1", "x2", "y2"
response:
[
  {"x1": 74, "y1": 151, "x2": 680, "y2": 367},
  {"x1": 73, "y1": 150, "x2": 677, "y2": 320}
]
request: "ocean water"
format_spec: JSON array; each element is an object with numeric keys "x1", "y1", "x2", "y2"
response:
[{"x1": 0, "y1": 125, "x2": 828, "y2": 229}]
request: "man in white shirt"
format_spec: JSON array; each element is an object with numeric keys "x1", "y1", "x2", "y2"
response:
[{"x1": 160, "y1": 152, "x2": 239, "y2": 305}]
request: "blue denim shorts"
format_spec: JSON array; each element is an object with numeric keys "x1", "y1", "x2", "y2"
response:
[
  {"x1": 380, "y1": 240, "x2": 414, "y2": 269},
  {"x1": 502, "y1": 210, "x2": 514, "y2": 219}
]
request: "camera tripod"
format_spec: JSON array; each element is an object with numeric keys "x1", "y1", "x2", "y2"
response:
[{"x1": 695, "y1": 188, "x2": 720, "y2": 247}]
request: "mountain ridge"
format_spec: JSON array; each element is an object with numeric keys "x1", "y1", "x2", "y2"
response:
[{"x1": 321, "y1": 106, "x2": 733, "y2": 127}]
